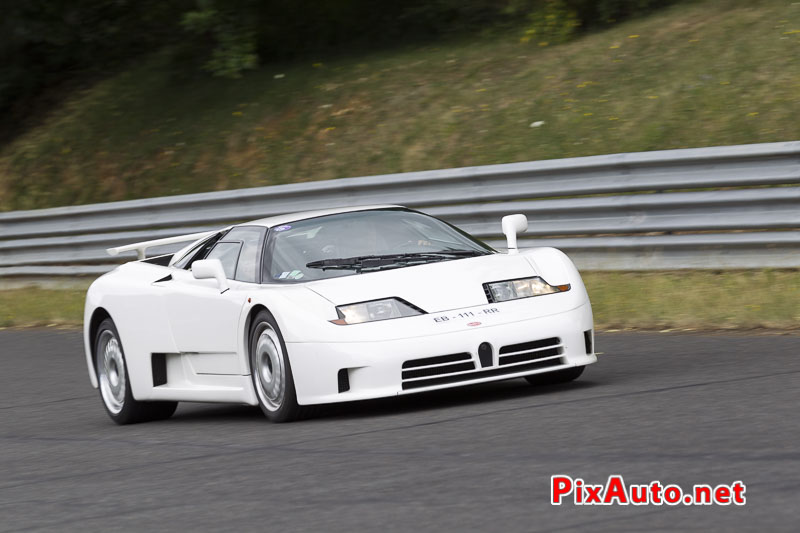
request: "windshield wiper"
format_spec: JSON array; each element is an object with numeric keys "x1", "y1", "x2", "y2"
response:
[
  {"x1": 418, "y1": 250, "x2": 489, "y2": 257},
  {"x1": 306, "y1": 251, "x2": 486, "y2": 272}
]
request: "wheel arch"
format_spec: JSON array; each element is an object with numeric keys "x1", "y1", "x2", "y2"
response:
[
  {"x1": 242, "y1": 302, "x2": 307, "y2": 421},
  {"x1": 243, "y1": 304, "x2": 269, "y2": 372},
  {"x1": 88, "y1": 307, "x2": 113, "y2": 376}
]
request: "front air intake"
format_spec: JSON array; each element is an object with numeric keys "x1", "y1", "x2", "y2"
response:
[
  {"x1": 337, "y1": 369, "x2": 350, "y2": 393},
  {"x1": 151, "y1": 353, "x2": 167, "y2": 387},
  {"x1": 401, "y1": 338, "x2": 565, "y2": 391}
]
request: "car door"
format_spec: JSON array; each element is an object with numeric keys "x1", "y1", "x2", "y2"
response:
[{"x1": 164, "y1": 226, "x2": 267, "y2": 363}]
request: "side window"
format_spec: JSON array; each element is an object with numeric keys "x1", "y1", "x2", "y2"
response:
[
  {"x1": 205, "y1": 242, "x2": 242, "y2": 279},
  {"x1": 215, "y1": 226, "x2": 266, "y2": 283},
  {"x1": 230, "y1": 226, "x2": 267, "y2": 283},
  {"x1": 174, "y1": 232, "x2": 224, "y2": 270}
]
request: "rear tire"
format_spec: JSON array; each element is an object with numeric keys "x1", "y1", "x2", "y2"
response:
[
  {"x1": 249, "y1": 310, "x2": 309, "y2": 422},
  {"x1": 525, "y1": 365, "x2": 585, "y2": 386},
  {"x1": 95, "y1": 318, "x2": 178, "y2": 424}
]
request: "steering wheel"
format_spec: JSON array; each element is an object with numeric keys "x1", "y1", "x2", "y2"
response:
[{"x1": 394, "y1": 239, "x2": 434, "y2": 251}]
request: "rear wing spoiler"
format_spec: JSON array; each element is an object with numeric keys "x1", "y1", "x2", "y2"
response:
[{"x1": 106, "y1": 231, "x2": 216, "y2": 260}]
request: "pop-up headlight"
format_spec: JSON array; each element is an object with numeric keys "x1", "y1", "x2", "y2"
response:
[
  {"x1": 331, "y1": 298, "x2": 423, "y2": 325},
  {"x1": 484, "y1": 276, "x2": 570, "y2": 303}
]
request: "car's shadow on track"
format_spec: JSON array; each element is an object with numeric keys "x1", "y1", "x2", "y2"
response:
[
  {"x1": 324, "y1": 379, "x2": 600, "y2": 421},
  {"x1": 170, "y1": 378, "x2": 601, "y2": 423},
  {"x1": 169, "y1": 403, "x2": 264, "y2": 422}
]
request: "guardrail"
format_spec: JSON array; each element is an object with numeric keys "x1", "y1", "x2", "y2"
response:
[{"x1": 1, "y1": 141, "x2": 798, "y2": 277}]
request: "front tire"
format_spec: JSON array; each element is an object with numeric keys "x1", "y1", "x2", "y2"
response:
[
  {"x1": 525, "y1": 365, "x2": 585, "y2": 386},
  {"x1": 95, "y1": 318, "x2": 177, "y2": 424},
  {"x1": 249, "y1": 310, "x2": 307, "y2": 422}
]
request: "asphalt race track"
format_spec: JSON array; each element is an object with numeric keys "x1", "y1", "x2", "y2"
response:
[{"x1": 1, "y1": 330, "x2": 798, "y2": 532}]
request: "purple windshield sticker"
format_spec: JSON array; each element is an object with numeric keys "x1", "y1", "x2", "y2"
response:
[{"x1": 274, "y1": 225, "x2": 292, "y2": 232}]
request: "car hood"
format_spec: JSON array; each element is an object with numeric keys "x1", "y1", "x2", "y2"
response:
[{"x1": 305, "y1": 253, "x2": 537, "y2": 312}]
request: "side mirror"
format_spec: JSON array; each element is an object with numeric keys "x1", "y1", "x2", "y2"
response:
[
  {"x1": 501, "y1": 214, "x2": 528, "y2": 254},
  {"x1": 192, "y1": 259, "x2": 229, "y2": 293}
]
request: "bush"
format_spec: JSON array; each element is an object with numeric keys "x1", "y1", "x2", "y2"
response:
[
  {"x1": 519, "y1": 1, "x2": 581, "y2": 46},
  {"x1": 181, "y1": 2, "x2": 257, "y2": 78},
  {"x1": 0, "y1": 0, "x2": 678, "y2": 132},
  {"x1": 0, "y1": 0, "x2": 190, "y2": 139},
  {"x1": 566, "y1": 0, "x2": 676, "y2": 27}
]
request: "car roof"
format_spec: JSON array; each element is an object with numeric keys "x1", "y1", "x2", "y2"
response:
[{"x1": 244, "y1": 204, "x2": 406, "y2": 228}]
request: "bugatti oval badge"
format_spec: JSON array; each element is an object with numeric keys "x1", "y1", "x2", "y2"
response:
[{"x1": 467, "y1": 322, "x2": 482, "y2": 327}]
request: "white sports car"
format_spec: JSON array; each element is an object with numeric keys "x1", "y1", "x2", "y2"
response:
[{"x1": 84, "y1": 205, "x2": 596, "y2": 423}]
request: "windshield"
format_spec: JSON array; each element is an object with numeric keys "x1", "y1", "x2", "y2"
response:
[{"x1": 263, "y1": 208, "x2": 494, "y2": 282}]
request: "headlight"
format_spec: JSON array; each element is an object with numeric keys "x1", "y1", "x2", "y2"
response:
[
  {"x1": 331, "y1": 298, "x2": 423, "y2": 325},
  {"x1": 484, "y1": 276, "x2": 570, "y2": 303}
]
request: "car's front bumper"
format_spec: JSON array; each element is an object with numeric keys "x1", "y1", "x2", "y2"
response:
[{"x1": 287, "y1": 300, "x2": 595, "y2": 405}]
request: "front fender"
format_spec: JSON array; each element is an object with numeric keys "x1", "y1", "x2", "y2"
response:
[
  {"x1": 244, "y1": 285, "x2": 338, "y2": 344},
  {"x1": 522, "y1": 247, "x2": 589, "y2": 302}
]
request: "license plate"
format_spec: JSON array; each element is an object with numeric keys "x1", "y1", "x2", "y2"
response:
[{"x1": 432, "y1": 307, "x2": 501, "y2": 324}]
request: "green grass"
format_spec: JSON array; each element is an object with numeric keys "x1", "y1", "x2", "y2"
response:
[
  {"x1": 2, "y1": 271, "x2": 798, "y2": 330},
  {"x1": 584, "y1": 270, "x2": 800, "y2": 330},
  {"x1": 1, "y1": 0, "x2": 799, "y2": 210},
  {"x1": 0, "y1": 287, "x2": 89, "y2": 328}
]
